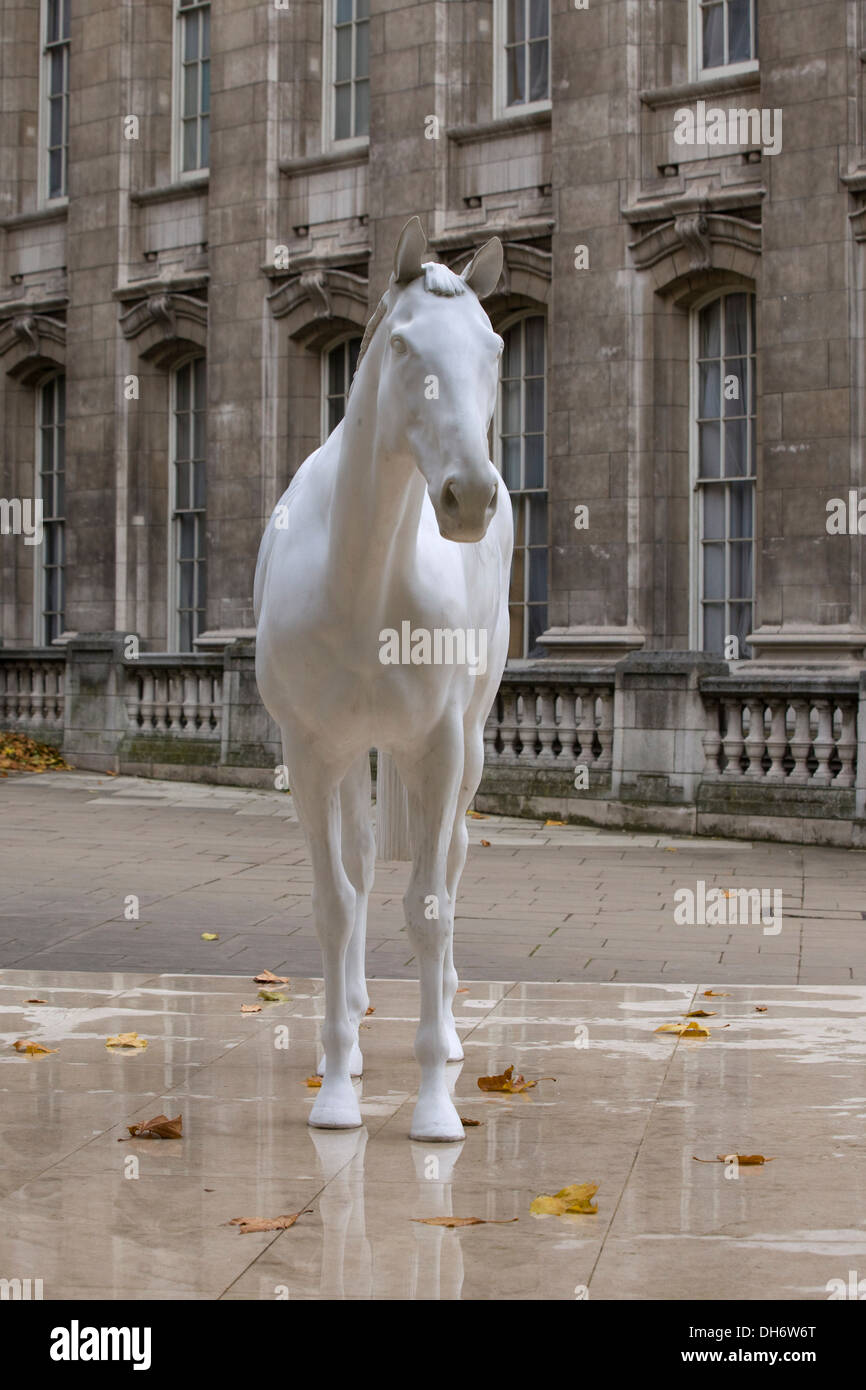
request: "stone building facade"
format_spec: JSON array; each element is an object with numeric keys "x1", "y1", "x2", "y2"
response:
[{"x1": 2, "y1": 0, "x2": 866, "y2": 844}]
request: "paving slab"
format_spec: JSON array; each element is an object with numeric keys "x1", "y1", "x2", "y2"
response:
[{"x1": 0, "y1": 969, "x2": 862, "y2": 1300}]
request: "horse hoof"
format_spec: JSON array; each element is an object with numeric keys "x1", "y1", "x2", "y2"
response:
[
  {"x1": 309, "y1": 1089, "x2": 362, "y2": 1129},
  {"x1": 409, "y1": 1095, "x2": 465, "y2": 1143},
  {"x1": 446, "y1": 1040, "x2": 464, "y2": 1063}
]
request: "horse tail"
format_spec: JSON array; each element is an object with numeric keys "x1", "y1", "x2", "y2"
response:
[{"x1": 375, "y1": 750, "x2": 411, "y2": 861}]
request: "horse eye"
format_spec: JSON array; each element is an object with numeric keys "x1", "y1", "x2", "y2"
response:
[{"x1": 391, "y1": 335, "x2": 407, "y2": 354}]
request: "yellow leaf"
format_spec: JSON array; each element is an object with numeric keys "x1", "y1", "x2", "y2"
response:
[
  {"x1": 253, "y1": 970, "x2": 289, "y2": 984},
  {"x1": 655, "y1": 1021, "x2": 710, "y2": 1037},
  {"x1": 544, "y1": 819, "x2": 566, "y2": 827},
  {"x1": 106, "y1": 1032, "x2": 147, "y2": 1049},
  {"x1": 531, "y1": 1182, "x2": 599, "y2": 1216},
  {"x1": 258, "y1": 989, "x2": 286, "y2": 1002},
  {"x1": 201, "y1": 932, "x2": 219, "y2": 941},
  {"x1": 693, "y1": 1154, "x2": 775, "y2": 1165},
  {"x1": 305, "y1": 1075, "x2": 322, "y2": 1088},
  {"x1": 12, "y1": 1039, "x2": 58, "y2": 1057},
  {"x1": 478, "y1": 1065, "x2": 536, "y2": 1093},
  {"x1": 230, "y1": 1212, "x2": 310, "y2": 1233},
  {"x1": 703, "y1": 990, "x2": 730, "y2": 997},
  {"x1": 684, "y1": 1009, "x2": 716, "y2": 1018}
]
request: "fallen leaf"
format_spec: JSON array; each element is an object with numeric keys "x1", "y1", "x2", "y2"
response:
[
  {"x1": 24, "y1": 998, "x2": 47, "y2": 1005},
  {"x1": 230, "y1": 1212, "x2": 310, "y2": 1234},
  {"x1": 477, "y1": 1064, "x2": 554, "y2": 1093},
  {"x1": 693, "y1": 1154, "x2": 775, "y2": 1165},
  {"x1": 459, "y1": 1117, "x2": 482, "y2": 1127},
  {"x1": 411, "y1": 1216, "x2": 518, "y2": 1227},
  {"x1": 253, "y1": 970, "x2": 289, "y2": 985},
  {"x1": 655, "y1": 1021, "x2": 710, "y2": 1037},
  {"x1": 305, "y1": 1075, "x2": 322, "y2": 1088},
  {"x1": 258, "y1": 989, "x2": 287, "y2": 1002},
  {"x1": 125, "y1": 1113, "x2": 182, "y2": 1140},
  {"x1": 365, "y1": 1005, "x2": 375, "y2": 1016},
  {"x1": 684, "y1": 1009, "x2": 716, "y2": 1018},
  {"x1": 531, "y1": 1182, "x2": 599, "y2": 1216},
  {"x1": 106, "y1": 1032, "x2": 147, "y2": 1049},
  {"x1": 703, "y1": 990, "x2": 731, "y2": 997},
  {"x1": 755, "y1": 1006, "x2": 768, "y2": 1012},
  {"x1": 12, "y1": 1039, "x2": 58, "y2": 1057},
  {"x1": 466, "y1": 811, "x2": 487, "y2": 819},
  {"x1": 544, "y1": 819, "x2": 566, "y2": 827},
  {"x1": 479, "y1": 839, "x2": 491, "y2": 847},
  {"x1": 0, "y1": 732, "x2": 70, "y2": 772},
  {"x1": 664, "y1": 846, "x2": 678, "y2": 852},
  {"x1": 455, "y1": 988, "x2": 469, "y2": 994},
  {"x1": 201, "y1": 933, "x2": 219, "y2": 941},
  {"x1": 240, "y1": 1004, "x2": 262, "y2": 1014}
]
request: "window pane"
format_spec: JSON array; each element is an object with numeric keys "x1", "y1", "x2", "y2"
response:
[
  {"x1": 507, "y1": 0, "x2": 526, "y2": 44},
  {"x1": 730, "y1": 603, "x2": 752, "y2": 653},
  {"x1": 184, "y1": 14, "x2": 199, "y2": 62},
  {"x1": 200, "y1": 114, "x2": 209, "y2": 167},
  {"x1": 501, "y1": 378, "x2": 521, "y2": 436},
  {"x1": 50, "y1": 49, "x2": 65, "y2": 97},
  {"x1": 356, "y1": 0, "x2": 369, "y2": 16},
  {"x1": 335, "y1": 24, "x2": 352, "y2": 82},
  {"x1": 725, "y1": 418, "x2": 748, "y2": 477},
  {"x1": 175, "y1": 459, "x2": 191, "y2": 510},
  {"x1": 502, "y1": 325, "x2": 521, "y2": 379},
  {"x1": 729, "y1": 481, "x2": 753, "y2": 538},
  {"x1": 502, "y1": 436, "x2": 521, "y2": 491},
  {"x1": 698, "y1": 421, "x2": 721, "y2": 478},
  {"x1": 703, "y1": 603, "x2": 725, "y2": 654},
  {"x1": 525, "y1": 377, "x2": 544, "y2": 434},
  {"x1": 524, "y1": 433, "x2": 545, "y2": 490},
  {"x1": 529, "y1": 546, "x2": 547, "y2": 603},
  {"x1": 506, "y1": 45, "x2": 524, "y2": 105},
  {"x1": 193, "y1": 460, "x2": 206, "y2": 510},
  {"x1": 201, "y1": 5, "x2": 210, "y2": 58},
  {"x1": 183, "y1": 64, "x2": 199, "y2": 119},
  {"x1": 334, "y1": 83, "x2": 351, "y2": 140},
  {"x1": 725, "y1": 293, "x2": 749, "y2": 355},
  {"x1": 201, "y1": 60, "x2": 210, "y2": 115},
  {"x1": 703, "y1": 543, "x2": 725, "y2": 600},
  {"x1": 702, "y1": 484, "x2": 725, "y2": 540},
  {"x1": 524, "y1": 316, "x2": 545, "y2": 376},
  {"x1": 728, "y1": 0, "x2": 752, "y2": 63},
  {"x1": 355, "y1": 20, "x2": 369, "y2": 79},
  {"x1": 47, "y1": 0, "x2": 60, "y2": 44},
  {"x1": 729, "y1": 541, "x2": 753, "y2": 599},
  {"x1": 527, "y1": 602, "x2": 547, "y2": 654},
  {"x1": 336, "y1": 0, "x2": 353, "y2": 21},
  {"x1": 179, "y1": 515, "x2": 196, "y2": 562},
  {"x1": 699, "y1": 361, "x2": 720, "y2": 419},
  {"x1": 182, "y1": 118, "x2": 198, "y2": 171},
  {"x1": 529, "y1": 39, "x2": 549, "y2": 102},
  {"x1": 702, "y1": 2, "x2": 725, "y2": 68},
  {"x1": 528, "y1": 495, "x2": 547, "y2": 546},
  {"x1": 329, "y1": 346, "x2": 345, "y2": 398},
  {"x1": 699, "y1": 299, "x2": 721, "y2": 358},
  {"x1": 354, "y1": 79, "x2": 369, "y2": 137},
  {"x1": 193, "y1": 408, "x2": 206, "y2": 462},
  {"x1": 723, "y1": 359, "x2": 746, "y2": 417},
  {"x1": 529, "y1": 0, "x2": 549, "y2": 39}
]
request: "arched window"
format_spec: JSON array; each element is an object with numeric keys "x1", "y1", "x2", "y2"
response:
[
  {"x1": 496, "y1": 314, "x2": 547, "y2": 658},
  {"x1": 323, "y1": 335, "x2": 361, "y2": 439},
  {"x1": 36, "y1": 373, "x2": 65, "y2": 643},
  {"x1": 692, "y1": 291, "x2": 756, "y2": 658},
  {"x1": 170, "y1": 357, "x2": 207, "y2": 650}
]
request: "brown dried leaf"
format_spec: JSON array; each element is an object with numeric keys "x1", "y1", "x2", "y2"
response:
[
  {"x1": 411, "y1": 1216, "x2": 518, "y2": 1227},
  {"x1": 703, "y1": 990, "x2": 731, "y2": 997},
  {"x1": 479, "y1": 839, "x2": 491, "y2": 847},
  {"x1": 230, "y1": 1212, "x2": 309, "y2": 1234},
  {"x1": 240, "y1": 1004, "x2": 262, "y2": 1013},
  {"x1": 755, "y1": 1006, "x2": 768, "y2": 1012},
  {"x1": 305, "y1": 1075, "x2": 322, "y2": 1088},
  {"x1": 655, "y1": 1021, "x2": 710, "y2": 1037},
  {"x1": 12, "y1": 1039, "x2": 58, "y2": 1057},
  {"x1": 477, "y1": 1064, "x2": 543, "y2": 1094},
  {"x1": 466, "y1": 811, "x2": 487, "y2": 819},
  {"x1": 544, "y1": 820, "x2": 566, "y2": 827},
  {"x1": 253, "y1": 970, "x2": 290, "y2": 985},
  {"x1": 24, "y1": 998, "x2": 47, "y2": 1005},
  {"x1": 459, "y1": 1117, "x2": 482, "y2": 1127},
  {"x1": 106, "y1": 1032, "x2": 147, "y2": 1049},
  {"x1": 125, "y1": 1113, "x2": 182, "y2": 1140},
  {"x1": 684, "y1": 1009, "x2": 716, "y2": 1018},
  {"x1": 365, "y1": 1005, "x2": 375, "y2": 1016},
  {"x1": 693, "y1": 1153, "x2": 776, "y2": 1165}
]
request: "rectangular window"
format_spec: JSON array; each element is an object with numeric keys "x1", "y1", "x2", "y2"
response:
[
  {"x1": 696, "y1": 0, "x2": 758, "y2": 76},
  {"x1": 37, "y1": 376, "x2": 66, "y2": 644},
  {"x1": 41, "y1": 0, "x2": 70, "y2": 201},
  {"x1": 171, "y1": 358, "x2": 207, "y2": 651},
  {"x1": 496, "y1": 0, "x2": 550, "y2": 116},
  {"x1": 323, "y1": 337, "x2": 361, "y2": 440},
  {"x1": 498, "y1": 315, "x2": 548, "y2": 658},
  {"x1": 176, "y1": 0, "x2": 210, "y2": 176},
  {"x1": 694, "y1": 293, "x2": 756, "y2": 658},
  {"x1": 329, "y1": 0, "x2": 369, "y2": 144}
]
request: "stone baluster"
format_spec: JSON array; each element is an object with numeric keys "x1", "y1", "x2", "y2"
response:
[
  {"x1": 29, "y1": 665, "x2": 44, "y2": 727},
  {"x1": 702, "y1": 701, "x2": 723, "y2": 774},
  {"x1": 765, "y1": 700, "x2": 788, "y2": 781},
  {"x1": 720, "y1": 698, "x2": 745, "y2": 777},
  {"x1": 166, "y1": 672, "x2": 183, "y2": 732},
  {"x1": 139, "y1": 670, "x2": 156, "y2": 731},
  {"x1": 743, "y1": 698, "x2": 767, "y2": 779},
  {"x1": 576, "y1": 688, "x2": 597, "y2": 765},
  {"x1": 182, "y1": 669, "x2": 198, "y2": 731},
  {"x1": 558, "y1": 688, "x2": 577, "y2": 765},
  {"x1": 124, "y1": 670, "x2": 141, "y2": 728},
  {"x1": 536, "y1": 686, "x2": 558, "y2": 764},
  {"x1": 498, "y1": 686, "x2": 519, "y2": 761},
  {"x1": 787, "y1": 699, "x2": 812, "y2": 784},
  {"x1": 810, "y1": 699, "x2": 834, "y2": 786},
  {"x1": 152, "y1": 672, "x2": 169, "y2": 731},
  {"x1": 595, "y1": 690, "x2": 613, "y2": 770},
  {"x1": 516, "y1": 685, "x2": 538, "y2": 760},
  {"x1": 834, "y1": 701, "x2": 857, "y2": 788}
]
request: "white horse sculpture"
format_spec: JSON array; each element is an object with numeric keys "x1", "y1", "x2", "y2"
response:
[{"x1": 254, "y1": 216, "x2": 512, "y2": 1141}]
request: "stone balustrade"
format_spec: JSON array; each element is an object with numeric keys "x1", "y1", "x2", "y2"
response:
[
  {"x1": 700, "y1": 679, "x2": 859, "y2": 789},
  {"x1": 124, "y1": 660, "x2": 222, "y2": 737},
  {"x1": 0, "y1": 651, "x2": 65, "y2": 731}
]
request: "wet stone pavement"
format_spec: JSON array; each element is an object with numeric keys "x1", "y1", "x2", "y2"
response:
[
  {"x1": 0, "y1": 971, "x2": 864, "y2": 1300},
  {"x1": 1, "y1": 771, "x2": 864, "y2": 984}
]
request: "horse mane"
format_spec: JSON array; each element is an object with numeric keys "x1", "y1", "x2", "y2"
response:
[{"x1": 350, "y1": 261, "x2": 467, "y2": 390}]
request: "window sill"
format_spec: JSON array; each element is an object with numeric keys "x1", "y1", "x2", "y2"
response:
[
  {"x1": 449, "y1": 106, "x2": 551, "y2": 145},
  {"x1": 280, "y1": 142, "x2": 370, "y2": 177},
  {"x1": 131, "y1": 175, "x2": 209, "y2": 206},
  {"x1": 640, "y1": 68, "x2": 760, "y2": 110}
]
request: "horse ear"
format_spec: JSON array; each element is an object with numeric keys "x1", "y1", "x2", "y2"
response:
[
  {"x1": 393, "y1": 216, "x2": 427, "y2": 284},
  {"x1": 461, "y1": 237, "x2": 503, "y2": 299}
]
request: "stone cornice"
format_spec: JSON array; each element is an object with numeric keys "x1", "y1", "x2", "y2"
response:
[{"x1": 112, "y1": 272, "x2": 209, "y2": 304}]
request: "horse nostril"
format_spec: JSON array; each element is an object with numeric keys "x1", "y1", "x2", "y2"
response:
[{"x1": 441, "y1": 478, "x2": 460, "y2": 514}]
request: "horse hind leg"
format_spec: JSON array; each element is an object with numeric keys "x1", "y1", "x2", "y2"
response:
[{"x1": 317, "y1": 753, "x2": 373, "y2": 1078}]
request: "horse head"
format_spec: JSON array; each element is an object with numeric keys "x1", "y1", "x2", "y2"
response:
[{"x1": 364, "y1": 216, "x2": 505, "y2": 543}]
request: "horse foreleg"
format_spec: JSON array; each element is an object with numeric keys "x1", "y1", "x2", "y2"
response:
[
  {"x1": 318, "y1": 754, "x2": 373, "y2": 1078},
  {"x1": 396, "y1": 726, "x2": 465, "y2": 1142},
  {"x1": 441, "y1": 721, "x2": 486, "y2": 1062},
  {"x1": 288, "y1": 746, "x2": 362, "y2": 1129}
]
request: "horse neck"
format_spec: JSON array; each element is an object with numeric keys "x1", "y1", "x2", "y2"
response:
[{"x1": 328, "y1": 332, "x2": 427, "y2": 608}]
